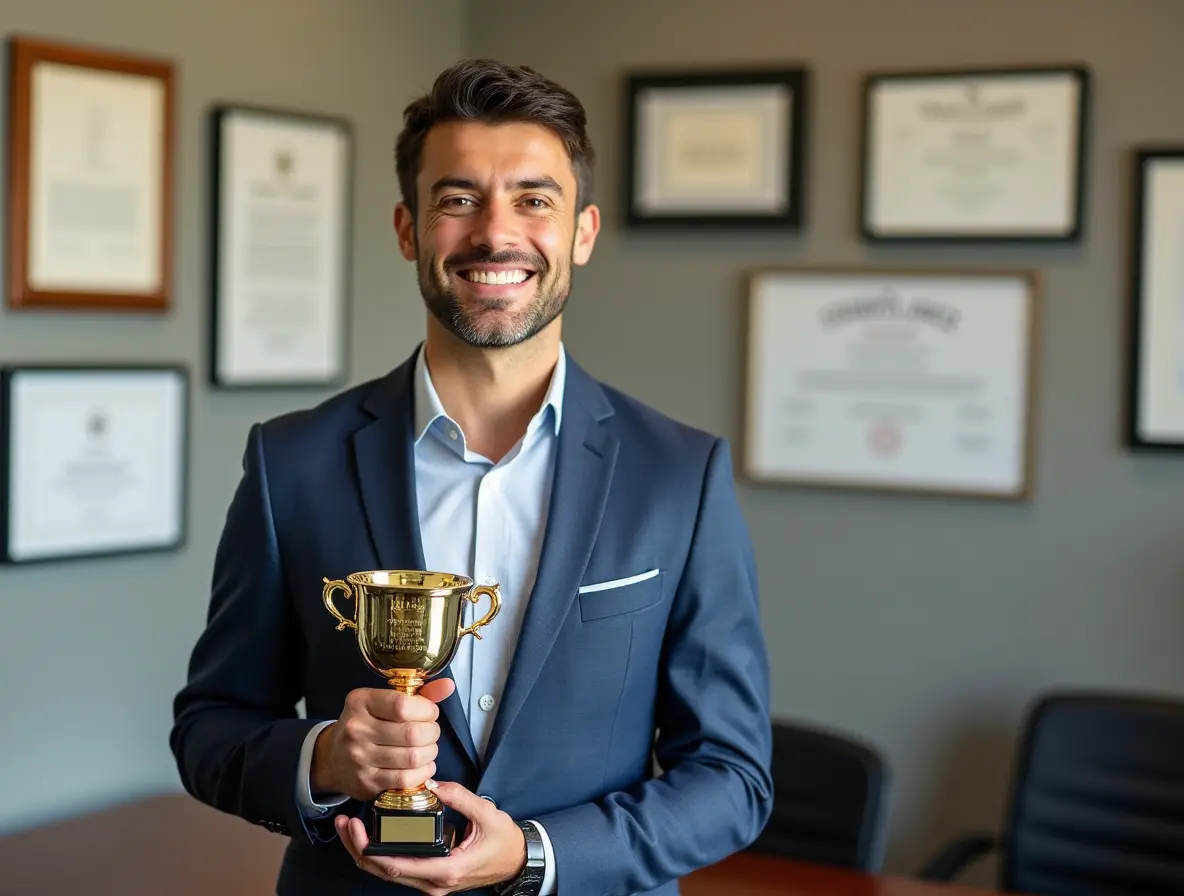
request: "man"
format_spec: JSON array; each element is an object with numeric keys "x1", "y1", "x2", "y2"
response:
[{"x1": 171, "y1": 58, "x2": 772, "y2": 895}]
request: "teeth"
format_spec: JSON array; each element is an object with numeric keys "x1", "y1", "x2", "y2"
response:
[{"x1": 463, "y1": 269, "x2": 529, "y2": 285}]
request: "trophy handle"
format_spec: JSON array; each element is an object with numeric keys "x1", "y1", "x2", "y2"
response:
[
  {"x1": 322, "y1": 577, "x2": 357, "y2": 631},
  {"x1": 458, "y1": 584, "x2": 501, "y2": 641}
]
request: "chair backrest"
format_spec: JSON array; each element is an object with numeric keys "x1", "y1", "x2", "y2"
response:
[
  {"x1": 748, "y1": 720, "x2": 890, "y2": 871},
  {"x1": 1002, "y1": 692, "x2": 1184, "y2": 895}
]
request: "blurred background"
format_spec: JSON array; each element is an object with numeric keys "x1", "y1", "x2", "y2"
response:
[{"x1": 1, "y1": 0, "x2": 1182, "y2": 893}]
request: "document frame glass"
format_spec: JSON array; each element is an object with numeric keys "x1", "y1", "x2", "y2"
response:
[
  {"x1": 742, "y1": 267, "x2": 1042, "y2": 501},
  {"x1": 0, "y1": 364, "x2": 189, "y2": 563}
]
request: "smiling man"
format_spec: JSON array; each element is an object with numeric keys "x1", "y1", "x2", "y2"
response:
[{"x1": 171, "y1": 59, "x2": 773, "y2": 896}]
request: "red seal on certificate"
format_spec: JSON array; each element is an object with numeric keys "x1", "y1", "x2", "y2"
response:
[{"x1": 868, "y1": 420, "x2": 902, "y2": 456}]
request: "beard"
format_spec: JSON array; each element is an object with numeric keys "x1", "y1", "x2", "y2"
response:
[{"x1": 417, "y1": 244, "x2": 572, "y2": 348}]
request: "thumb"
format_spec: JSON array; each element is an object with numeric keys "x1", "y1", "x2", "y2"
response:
[
  {"x1": 418, "y1": 677, "x2": 456, "y2": 704},
  {"x1": 425, "y1": 779, "x2": 488, "y2": 818}
]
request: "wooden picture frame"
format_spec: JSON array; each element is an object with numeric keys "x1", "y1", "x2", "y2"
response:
[
  {"x1": 0, "y1": 364, "x2": 189, "y2": 563},
  {"x1": 623, "y1": 66, "x2": 809, "y2": 228},
  {"x1": 209, "y1": 103, "x2": 353, "y2": 388},
  {"x1": 1126, "y1": 147, "x2": 1184, "y2": 450},
  {"x1": 6, "y1": 35, "x2": 175, "y2": 311},
  {"x1": 743, "y1": 267, "x2": 1042, "y2": 500},
  {"x1": 860, "y1": 64, "x2": 1089, "y2": 242}
]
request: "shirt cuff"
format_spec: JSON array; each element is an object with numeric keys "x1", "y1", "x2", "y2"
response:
[
  {"x1": 296, "y1": 720, "x2": 350, "y2": 817},
  {"x1": 526, "y1": 819, "x2": 557, "y2": 895}
]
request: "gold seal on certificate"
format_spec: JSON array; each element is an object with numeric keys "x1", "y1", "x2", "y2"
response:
[{"x1": 322, "y1": 570, "x2": 501, "y2": 856}]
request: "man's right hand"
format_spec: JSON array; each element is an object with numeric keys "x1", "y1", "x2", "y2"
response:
[{"x1": 311, "y1": 677, "x2": 456, "y2": 801}]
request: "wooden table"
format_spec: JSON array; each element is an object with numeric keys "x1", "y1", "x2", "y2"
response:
[
  {"x1": 0, "y1": 793, "x2": 1011, "y2": 895},
  {"x1": 682, "y1": 851, "x2": 1013, "y2": 895}
]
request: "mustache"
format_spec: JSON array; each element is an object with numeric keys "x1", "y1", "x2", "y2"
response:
[{"x1": 444, "y1": 249, "x2": 547, "y2": 272}]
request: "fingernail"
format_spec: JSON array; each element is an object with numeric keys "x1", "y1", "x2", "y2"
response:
[{"x1": 425, "y1": 778, "x2": 438, "y2": 790}]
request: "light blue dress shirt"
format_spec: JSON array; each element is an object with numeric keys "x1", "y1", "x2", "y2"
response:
[{"x1": 296, "y1": 343, "x2": 565, "y2": 893}]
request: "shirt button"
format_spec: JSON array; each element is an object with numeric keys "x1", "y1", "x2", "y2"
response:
[
  {"x1": 449, "y1": 428, "x2": 458, "y2": 440},
  {"x1": 479, "y1": 693, "x2": 496, "y2": 712}
]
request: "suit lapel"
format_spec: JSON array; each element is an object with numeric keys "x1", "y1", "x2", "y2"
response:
[
  {"x1": 480, "y1": 362, "x2": 618, "y2": 773},
  {"x1": 351, "y1": 348, "x2": 480, "y2": 770}
]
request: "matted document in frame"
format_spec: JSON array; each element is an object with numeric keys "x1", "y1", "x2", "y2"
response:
[
  {"x1": 0, "y1": 365, "x2": 188, "y2": 563},
  {"x1": 861, "y1": 65, "x2": 1089, "y2": 241},
  {"x1": 623, "y1": 66, "x2": 809, "y2": 227},
  {"x1": 210, "y1": 104, "x2": 353, "y2": 388},
  {"x1": 6, "y1": 35, "x2": 175, "y2": 310},
  {"x1": 1127, "y1": 148, "x2": 1184, "y2": 449},
  {"x1": 743, "y1": 268, "x2": 1041, "y2": 500}
]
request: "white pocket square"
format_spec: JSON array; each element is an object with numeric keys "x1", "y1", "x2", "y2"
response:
[{"x1": 578, "y1": 568, "x2": 660, "y2": 594}]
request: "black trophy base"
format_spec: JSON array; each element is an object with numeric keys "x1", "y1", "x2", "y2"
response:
[{"x1": 364, "y1": 802, "x2": 456, "y2": 857}]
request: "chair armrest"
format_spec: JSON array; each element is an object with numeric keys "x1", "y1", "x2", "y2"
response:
[{"x1": 916, "y1": 832, "x2": 998, "y2": 881}]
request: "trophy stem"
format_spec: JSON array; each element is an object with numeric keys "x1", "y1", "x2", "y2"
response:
[
  {"x1": 373, "y1": 672, "x2": 439, "y2": 812},
  {"x1": 388, "y1": 674, "x2": 425, "y2": 696}
]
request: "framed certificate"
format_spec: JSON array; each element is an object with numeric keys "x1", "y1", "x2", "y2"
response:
[
  {"x1": 6, "y1": 35, "x2": 175, "y2": 310},
  {"x1": 210, "y1": 104, "x2": 353, "y2": 387},
  {"x1": 743, "y1": 268, "x2": 1041, "y2": 500},
  {"x1": 860, "y1": 65, "x2": 1089, "y2": 241},
  {"x1": 0, "y1": 365, "x2": 189, "y2": 563},
  {"x1": 624, "y1": 67, "x2": 809, "y2": 227},
  {"x1": 1127, "y1": 148, "x2": 1184, "y2": 449}
]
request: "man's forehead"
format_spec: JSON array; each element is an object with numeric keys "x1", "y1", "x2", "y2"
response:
[{"x1": 420, "y1": 121, "x2": 573, "y2": 184}]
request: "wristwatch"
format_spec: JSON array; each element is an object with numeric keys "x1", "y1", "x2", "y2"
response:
[{"x1": 496, "y1": 820, "x2": 545, "y2": 895}]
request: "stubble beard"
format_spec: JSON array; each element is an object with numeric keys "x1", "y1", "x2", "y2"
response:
[{"x1": 417, "y1": 246, "x2": 573, "y2": 349}]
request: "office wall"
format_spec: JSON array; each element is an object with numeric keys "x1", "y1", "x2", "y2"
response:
[
  {"x1": 0, "y1": 0, "x2": 466, "y2": 834},
  {"x1": 468, "y1": 0, "x2": 1184, "y2": 877}
]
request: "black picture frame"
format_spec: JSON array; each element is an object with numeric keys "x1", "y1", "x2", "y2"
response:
[
  {"x1": 209, "y1": 102, "x2": 354, "y2": 389},
  {"x1": 0, "y1": 363, "x2": 190, "y2": 564},
  {"x1": 1126, "y1": 146, "x2": 1184, "y2": 450},
  {"x1": 859, "y1": 64, "x2": 1090, "y2": 243},
  {"x1": 623, "y1": 66, "x2": 809, "y2": 228}
]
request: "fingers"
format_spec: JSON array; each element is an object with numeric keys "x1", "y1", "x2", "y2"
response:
[
  {"x1": 335, "y1": 815, "x2": 440, "y2": 894},
  {"x1": 367, "y1": 742, "x2": 439, "y2": 770},
  {"x1": 367, "y1": 690, "x2": 442, "y2": 724},
  {"x1": 418, "y1": 677, "x2": 456, "y2": 703}
]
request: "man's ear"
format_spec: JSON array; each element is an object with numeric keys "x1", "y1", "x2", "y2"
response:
[
  {"x1": 572, "y1": 204, "x2": 600, "y2": 266},
  {"x1": 394, "y1": 203, "x2": 417, "y2": 260}
]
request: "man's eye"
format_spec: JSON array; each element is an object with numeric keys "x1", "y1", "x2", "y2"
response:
[{"x1": 443, "y1": 197, "x2": 474, "y2": 208}]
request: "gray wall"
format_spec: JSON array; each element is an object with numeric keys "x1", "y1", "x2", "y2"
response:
[
  {"x1": 4, "y1": 0, "x2": 1184, "y2": 882},
  {"x1": 0, "y1": 0, "x2": 466, "y2": 835},
  {"x1": 468, "y1": 0, "x2": 1184, "y2": 878}
]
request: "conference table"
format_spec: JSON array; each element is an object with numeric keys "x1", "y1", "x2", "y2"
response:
[{"x1": 0, "y1": 793, "x2": 1015, "y2": 895}]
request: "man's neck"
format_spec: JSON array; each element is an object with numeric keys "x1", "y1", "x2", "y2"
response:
[{"x1": 422, "y1": 322, "x2": 560, "y2": 463}]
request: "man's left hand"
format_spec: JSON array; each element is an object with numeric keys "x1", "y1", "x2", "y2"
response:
[{"x1": 335, "y1": 779, "x2": 527, "y2": 895}]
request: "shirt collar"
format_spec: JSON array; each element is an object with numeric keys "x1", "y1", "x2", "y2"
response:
[{"x1": 413, "y1": 343, "x2": 566, "y2": 445}]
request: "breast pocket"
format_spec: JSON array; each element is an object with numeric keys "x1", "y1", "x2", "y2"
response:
[{"x1": 578, "y1": 568, "x2": 663, "y2": 621}]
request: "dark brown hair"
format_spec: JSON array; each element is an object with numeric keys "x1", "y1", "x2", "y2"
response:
[{"x1": 395, "y1": 58, "x2": 595, "y2": 218}]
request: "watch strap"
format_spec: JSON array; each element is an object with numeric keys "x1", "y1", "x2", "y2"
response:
[{"x1": 497, "y1": 820, "x2": 545, "y2": 895}]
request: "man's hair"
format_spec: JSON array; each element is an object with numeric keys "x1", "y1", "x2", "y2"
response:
[{"x1": 395, "y1": 58, "x2": 595, "y2": 218}]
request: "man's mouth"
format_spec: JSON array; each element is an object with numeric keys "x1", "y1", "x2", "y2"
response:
[{"x1": 458, "y1": 268, "x2": 535, "y2": 286}]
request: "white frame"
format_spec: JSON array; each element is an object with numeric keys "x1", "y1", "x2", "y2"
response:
[{"x1": 743, "y1": 268, "x2": 1042, "y2": 500}]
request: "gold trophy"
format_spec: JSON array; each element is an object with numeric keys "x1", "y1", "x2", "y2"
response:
[{"x1": 322, "y1": 570, "x2": 501, "y2": 857}]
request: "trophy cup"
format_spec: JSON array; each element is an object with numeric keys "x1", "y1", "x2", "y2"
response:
[{"x1": 322, "y1": 570, "x2": 501, "y2": 857}]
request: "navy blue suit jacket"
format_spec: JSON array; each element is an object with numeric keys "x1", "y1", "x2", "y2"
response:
[{"x1": 171, "y1": 348, "x2": 773, "y2": 895}]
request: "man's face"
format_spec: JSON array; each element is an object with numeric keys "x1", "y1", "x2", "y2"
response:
[{"x1": 395, "y1": 121, "x2": 599, "y2": 348}]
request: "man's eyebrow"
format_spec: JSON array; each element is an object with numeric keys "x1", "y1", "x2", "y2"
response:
[{"x1": 428, "y1": 176, "x2": 564, "y2": 195}]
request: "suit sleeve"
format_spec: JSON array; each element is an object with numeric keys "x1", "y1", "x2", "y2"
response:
[
  {"x1": 169, "y1": 422, "x2": 339, "y2": 844},
  {"x1": 534, "y1": 437, "x2": 774, "y2": 892}
]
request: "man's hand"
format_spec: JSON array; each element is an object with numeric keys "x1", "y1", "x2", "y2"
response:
[
  {"x1": 335, "y1": 779, "x2": 527, "y2": 895},
  {"x1": 311, "y1": 678, "x2": 454, "y2": 801}
]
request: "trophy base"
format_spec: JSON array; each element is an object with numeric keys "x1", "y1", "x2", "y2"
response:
[{"x1": 364, "y1": 804, "x2": 456, "y2": 858}]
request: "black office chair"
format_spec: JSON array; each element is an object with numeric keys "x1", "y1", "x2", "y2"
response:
[
  {"x1": 919, "y1": 691, "x2": 1184, "y2": 895},
  {"x1": 748, "y1": 719, "x2": 890, "y2": 871}
]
